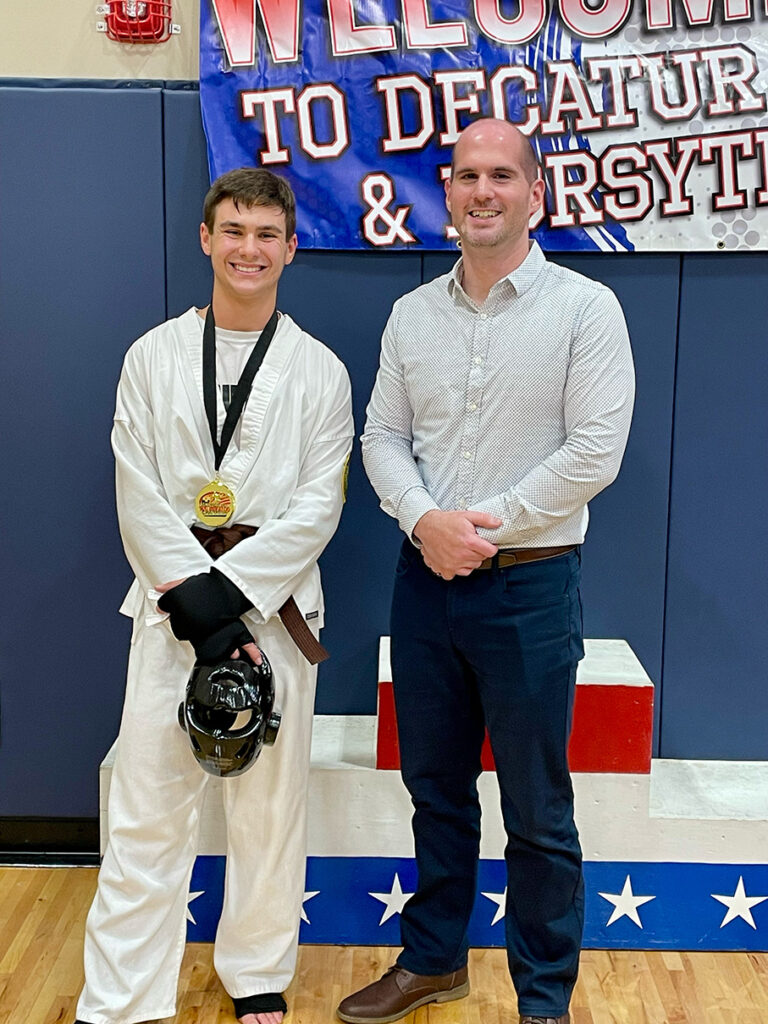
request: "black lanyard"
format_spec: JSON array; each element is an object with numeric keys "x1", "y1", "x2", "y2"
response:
[{"x1": 203, "y1": 304, "x2": 279, "y2": 471}]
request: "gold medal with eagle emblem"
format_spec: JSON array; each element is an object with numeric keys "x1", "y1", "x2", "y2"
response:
[{"x1": 195, "y1": 479, "x2": 236, "y2": 526}]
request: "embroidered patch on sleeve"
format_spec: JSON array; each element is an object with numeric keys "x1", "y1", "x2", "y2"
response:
[{"x1": 341, "y1": 453, "x2": 350, "y2": 502}]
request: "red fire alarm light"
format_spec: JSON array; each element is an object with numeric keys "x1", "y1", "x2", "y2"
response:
[{"x1": 96, "y1": 2, "x2": 180, "y2": 44}]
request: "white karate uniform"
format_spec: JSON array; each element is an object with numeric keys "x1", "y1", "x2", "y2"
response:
[{"x1": 77, "y1": 308, "x2": 353, "y2": 1024}]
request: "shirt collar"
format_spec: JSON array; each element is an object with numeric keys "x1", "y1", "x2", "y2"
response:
[{"x1": 447, "y1": 241, "x2": 547, "y2": 300}]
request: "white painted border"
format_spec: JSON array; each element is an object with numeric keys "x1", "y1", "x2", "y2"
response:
[
  {"x1": 650, "y1": 758, "x2": 768, "y2": 821},
  {"x1": 101, "y1": 726, "x2": 768, "y2": 863},
  {"x1": 379, "y1": 638, "x2": 653, "y2": 687}
]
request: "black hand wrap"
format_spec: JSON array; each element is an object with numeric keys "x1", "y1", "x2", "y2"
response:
[
  {"x1": 157, "y1": 568, "x2": 254, "y2": 661},
  {"x1": 194, "y1": 620, "x2": 256, "y2": 664}
]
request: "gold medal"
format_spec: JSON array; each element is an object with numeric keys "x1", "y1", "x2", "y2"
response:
[{"x1": 195, "y1": 480, "x2": 236, "y2": 526}]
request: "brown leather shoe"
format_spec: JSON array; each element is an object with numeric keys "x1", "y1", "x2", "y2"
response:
[
  {"x1": 519, "y1": 1014, "x2": 570, "y2": 1024},
  {"x1": 337, "y1": 964, "x2": 469, "y2": 1023}
]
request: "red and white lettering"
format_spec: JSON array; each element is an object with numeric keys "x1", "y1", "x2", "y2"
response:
[
  {"x1": 326, "y1": 0, "x2": 396, "y2": 56},
  {"x1": 544, "y1": 151, "x2": 603, "y2": 227},
  {"x1": 647, "y1": 0, "x2": 751, "y2": 30},
  {"x1": 401, "y1": 0, "x2": 467, "y2": 47},
  {"x1": 755, "y1": 128, "x2": 768, "y2": 206},
  {"x1": 645, "y1": 138, "x2": 699, "y2": 216},
  {"x1": 489, "y1": 65, "x2": 541, "y2": 135},
  {"x1": 701, "y1": 46, "x2": 767, "y2": 117},
  {"x1": 256, "y1": 0, "x2": 300, "y2": 62},
  {"x1": 558, "y1": 0, "x2": 631, "y2": 38},
  {"x1": 377, "y1": 75, "x2": 436, "y2": 153},
  {"x1": 361, "y1": 173, "x2": 416, "y2": 246},
  {"x1": 600, "y1": 145, "x2": 653, "y2": 221},
  {"x1": 296, "y1": 84, "x2": 349, "y2": 159},
  {"x1": 433, "y1": 70, "x2": 487, "y2": 146},
  {"x1": 646, "y1": 0, "x2": 674, "y2": 28},
  {"x1": 474, "y1": 0, "x2": 546, "y2": 45},
  {"x1": 541, "y1": 61, "x2": 603, "y2": 135},
  {"x1": 211, "y1": 0, "x2": 300, "y2": 66},
  {"x1": 645, "y1": 51, "x2": 701, "y2": 121},
  {"x1": 241, "y1": 88, "x2": 296, "y2": 164},
  {"x1": 211, "y1": 0, "x2": 257, "y2": 66},
  {"x1": 698, "y1": 131, "x2": 754, "y2": 210},
  {"x1": 586, "y1": 56, "x2": 642, "y2": 129}
]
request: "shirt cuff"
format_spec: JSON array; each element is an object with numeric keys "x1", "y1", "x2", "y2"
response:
[
  {"x1": 393, "y1": 487, "x2": 441, "y2": 541},
  {"x1": 475, "y1": 493, "x2": 548, "y2": 548},
  {"x1": 471, "y1": 493, "x2": 538, "y2": 546},
  {"x1": 213, "y1": 563, "x2": 268, "y2": 625}
]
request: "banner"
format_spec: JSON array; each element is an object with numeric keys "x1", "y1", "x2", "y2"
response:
[{"x1": 200, "y1": 0, "x2": 768, "y2": 251}]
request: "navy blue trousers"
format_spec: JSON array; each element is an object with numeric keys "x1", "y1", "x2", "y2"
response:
[{"x1": 391, "y1": 542, "x2": 584, "y2": 1019}]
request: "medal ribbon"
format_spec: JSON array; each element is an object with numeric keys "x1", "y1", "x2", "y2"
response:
[{"x1": 203, "y1": 304, "x2": 279, "y2": 470}]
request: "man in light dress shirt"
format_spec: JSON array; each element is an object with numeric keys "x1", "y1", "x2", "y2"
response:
[{"x1": 337, "y1": 120, "x2": 635, "y2": 1024}]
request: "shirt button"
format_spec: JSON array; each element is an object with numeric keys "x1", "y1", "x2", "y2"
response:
[
  {"x1": 474, "y1": 356, "x2": 483, "y2": 365},
  {"x1": 480, "y1": 313, "x2": 488, "y2": 320},
  {"x1": 463, "y1": 451, "x2": 472, "y2": 459},
  {"x1": 458, "y1": 500, "x2": 467, "y2": 509},
  {"x1": 467, "y1": 402, "x2": 477, "y2": 412}
]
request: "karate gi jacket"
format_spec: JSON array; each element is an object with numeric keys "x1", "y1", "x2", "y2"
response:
[{"x1": 112, "y1": 307, "x2": 354, "y2": 639}]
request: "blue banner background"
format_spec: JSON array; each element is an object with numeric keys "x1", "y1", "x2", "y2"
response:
[
  {"x1": 199, "y1": 0, "x2": 632, "y2": 251},
  {"x1": 199, "y1": 1, "x2": 768, "y2": 251}
]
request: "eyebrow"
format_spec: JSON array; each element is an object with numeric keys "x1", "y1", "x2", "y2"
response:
[
  {"x1": 218, "y1": 220, "x2": 282, "y2": 231},
  {"x1": 454, "y1": 165, "x2": 517, "y2": 174}
]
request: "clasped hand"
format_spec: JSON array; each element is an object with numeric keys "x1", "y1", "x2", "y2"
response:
[
  {"x1": 413, "y1": 509, "x2": 503, "y2": 580},
  {"x1": 156, "y1": 576, "x2": 263, "y2": 665}
]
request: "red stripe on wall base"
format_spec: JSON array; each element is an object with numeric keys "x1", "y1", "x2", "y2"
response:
[{"x1": 376, "y1": 682, "x2": 653, "y2": 774}]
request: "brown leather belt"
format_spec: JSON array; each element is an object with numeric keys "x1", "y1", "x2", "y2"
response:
[
  {"x1": 190, "y1": 523, "x2": 329, "y2": 665},
  {"x1": 477, "y1": 545, "x2": 575, "y2": 570}
]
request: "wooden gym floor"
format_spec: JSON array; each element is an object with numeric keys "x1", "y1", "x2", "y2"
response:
[{"x1": 1, "y1": 867, "x2": 768, "y2": 1024}]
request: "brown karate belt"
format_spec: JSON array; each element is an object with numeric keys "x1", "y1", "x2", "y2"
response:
[
  {"x1": 477, "y1": 545, "x2": 575, "y2": 570},
  {"x1": 190, "y1": 523, "x2": 329, "y2": 665}
]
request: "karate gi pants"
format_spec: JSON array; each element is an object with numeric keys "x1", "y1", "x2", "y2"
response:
[
  {"x1": 390, "y1": 543, "x2": 584, "y2": 1020},
  {"x1": 77, "y1": 614, "x2": 316, "y2": 1024}
]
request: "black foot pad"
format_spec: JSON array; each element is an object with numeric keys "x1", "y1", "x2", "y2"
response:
[{"x1": 233, "y1": 992, "x2": 288, "y2": 1018}]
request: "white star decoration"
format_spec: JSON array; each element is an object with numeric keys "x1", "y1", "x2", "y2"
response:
[
  {"x1": 599, "y1": 875, "x2": 656, "y2": 928},
  {"x1": 186, "y1": 890, "x2": 204, "y2": 925},
  {"x1": 481, "y1": 888, "x2": 507, "y2": 926},
  {"x1": 712, "y1": 877, "x2": 768, "y2": 929},
  {"x1": 369, "y1": 873, "x2": 414, "y2": 925},
  {"x1": 301, "y1": 890, "x2": 320, "y2": 924},
  {"x1": 185, "y1": 870, "x2": 768, "y2": 943}
]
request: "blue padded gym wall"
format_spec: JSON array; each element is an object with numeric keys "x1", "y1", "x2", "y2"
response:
[
  {"x1": 0, "y1": 83, "x2": 166, "y2": 816},
  {"x1": 663, "y1": 252, "x2": 768, "y2": 759},
  {"x1": 1, "y1": 81, "x2": 766, "y2": 826}
]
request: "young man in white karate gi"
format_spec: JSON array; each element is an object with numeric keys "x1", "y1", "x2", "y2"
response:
[{"x1": 76, "y1": 169, "x2": 353, "y2": 1024}]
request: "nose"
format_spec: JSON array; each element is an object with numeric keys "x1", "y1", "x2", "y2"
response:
[
  {"x1": 240, "y1": 232, "x2": 259, "y2": 258},
  {"x1": 473, "y1": 174, "x2": 494, "y2": 201}
]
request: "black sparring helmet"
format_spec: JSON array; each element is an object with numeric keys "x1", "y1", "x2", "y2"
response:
[{"x1": 178, "y1": 650, "x2": 281, "y2": 777}]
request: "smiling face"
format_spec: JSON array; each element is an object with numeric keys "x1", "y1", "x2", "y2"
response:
[
  {"x1": 445, "y1": 121, "x2": 544, "y2": 262},
  {"x1": 199, "y1": 198, "x2": 297, "y2": 310}
]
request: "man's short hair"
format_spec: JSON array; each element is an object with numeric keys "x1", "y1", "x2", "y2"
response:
[{"x1": 203, "y1": 168, "x2": 297, "y2": 238}]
